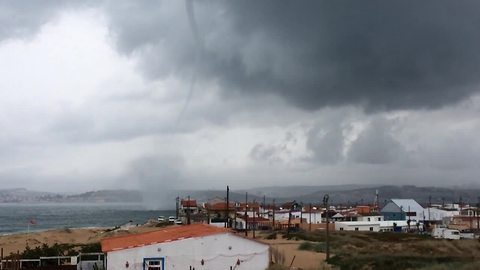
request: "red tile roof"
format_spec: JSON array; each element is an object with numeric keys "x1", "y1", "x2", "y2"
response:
[
  {"x1": 181, "y1": 199, "x2": 197, "y2": 207},
  {"x1": 206, "y1": 202, "x2": 236, "y2": 211},
  {"x1": 101, "y1": 224, "x2": 229, "y2": 253}
]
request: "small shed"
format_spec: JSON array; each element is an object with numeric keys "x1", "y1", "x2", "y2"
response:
[{"x1": 101, "y1": 224, "x2": 270, "y2": 270}]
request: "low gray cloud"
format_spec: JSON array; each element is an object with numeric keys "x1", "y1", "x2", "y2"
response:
[
  {"x1": 0, "y1": 0, "x2": 93, "y2": 41},
  {"x1": 348, "y1": 117, "x2": 407, "y2": 164},
  {"x1": 306, "y1": 124, "x2": 345, "y2": 164}
]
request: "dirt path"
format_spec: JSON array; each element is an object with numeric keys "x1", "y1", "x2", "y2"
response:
[{"x1": 242, "y1": 231, "x2": 331, "y2": 270}]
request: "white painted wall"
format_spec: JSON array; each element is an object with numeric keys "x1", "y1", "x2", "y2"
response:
[
  {"x1": 425, "y1": 208, "x2": 458, "y2": 221},
  {"x1": 335, "y1": 222, "x2": 380, "y2": 232},
  {"x1": 106, "y1": 233, "x2": 269, "y2": 270},
  {"x1": 302, "y1": 212, "x2": 323, "y2": 224},
  {"x1": 274, "y1": 211, "x2": 302, "y2": 221},
  {"x1": 357, "y1": 216, "x2": 384, "y2": 222}
]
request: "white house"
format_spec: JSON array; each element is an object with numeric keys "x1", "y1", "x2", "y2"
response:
[
  {"x1": 379, "y1": 220, "x2": 408, "y2": 232},
  {"x1": 335, "y1": 221, "x2": 381, "y2": 232},
  {"x1": 335, "y1": 220, "x2": 408, "y2": 232},
  {"x1": 424, "y1": 207, "x2": 459, "y2": 222},
  {"x1": 101, "y1": 224, "x2": 270, "y2": 270},
  {"x1": 357, "y1": 215, "x2": 384, "y2": 222},
  {"x1": 274, "y1": 210, "x2": 302, "y2": 221}
]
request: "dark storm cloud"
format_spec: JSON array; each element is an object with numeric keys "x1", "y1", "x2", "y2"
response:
[{"x1": 102, "y1": 0, "x2": 480, "y2": 112}]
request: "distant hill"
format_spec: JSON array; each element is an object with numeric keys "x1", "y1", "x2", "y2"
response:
[
  {"x1": 65, "y1": 190, "x2": 142, "y2": 203},
  {"x1": 0, "y1": 188, "x2": 142, "y2": 203},
  {"x1": 1, "y1": 185, "x2": 479, "y2": 206},
  {"x1": 278, "y1": 185, "x2": 480, "y2": 206},
  {"x1": 0, "y1": 188, "x2": 62, "y2": 203}
]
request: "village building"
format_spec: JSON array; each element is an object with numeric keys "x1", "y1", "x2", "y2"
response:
[
  {"x1": 381, "y1": 199, "x2": 424, "y2": 221},
  {"x1": 101, "y1": 224, "x2": 270, "y2": 270},
  {"x1": 302, "y1": 209, "x2": 324, "y2": 224},
  {"x1": 204, "y1": 201, "x2": 236, "y2": 227},
  {"x1": 335, "y1": 220, "x2": 408, "y2": 232},
  {"x1": 237, "y1": 202, "x2": 261, "y2": 218},
  {"x1": 357, "y1": 214, "x2": 384, "y2": 222},
  {"x1": 424, "y1": 207, "x2": 458, "y2": 223},
  {"x1": 335, "y1": 221, "x2": 381, "y2": 232},
  {"x1": 178, "y1": 198, "x2": 206, "y2": 224}
]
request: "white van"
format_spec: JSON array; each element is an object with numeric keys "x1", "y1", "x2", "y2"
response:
[{"x1": 432, "y1": 228, "x2": 461, "y2": 240}]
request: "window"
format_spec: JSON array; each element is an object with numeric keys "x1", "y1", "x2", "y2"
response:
[
  {"x1": 378, "y1": 217, "x2": 381, "y2": 221},
  {"x1": 367, "y1": 218, "x2": 371, "y2": 221},
  {"x1": 355, "y1": 227, "x2": 359, "y2": 231},
  {"x1": 369, "y1": 227, "x2": 373, "y2": 231},
  {"x1": 144, "y1": 258, "x2": 164, "y2": 270},
  {"x1": 340, "y1": 227, "x2": 344, "y2": 231}
]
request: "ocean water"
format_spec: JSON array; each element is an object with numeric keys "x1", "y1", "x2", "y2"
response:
[{"x1": 0, "y1": 203, "x2": 175, "y2": 234}]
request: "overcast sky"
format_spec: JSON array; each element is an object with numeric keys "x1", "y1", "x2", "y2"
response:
[{"x1": 1, "y1": 1, "x2": 480, "y2": 194}]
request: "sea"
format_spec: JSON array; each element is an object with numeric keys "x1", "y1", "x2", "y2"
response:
[{"x1": 0, "y1": 203, "x2": 175, "y2": 235}]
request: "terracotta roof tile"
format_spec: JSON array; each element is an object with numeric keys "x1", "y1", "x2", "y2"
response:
[
  {"x1": 101, "y1": 224, "x2": 229, "y2": 253},
  {"x1": 181, "y1": 199, "x2": 197, "y2": 207},
  {"x1": 206, "y1": 202, "x2": 236, "y2": 211}
]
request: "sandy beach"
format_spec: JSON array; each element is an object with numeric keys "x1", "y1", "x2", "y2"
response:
[{"x1": 0, "y1": 226, "x2": 161, "y2": 256}]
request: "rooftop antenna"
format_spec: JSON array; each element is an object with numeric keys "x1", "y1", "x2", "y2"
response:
[{"x1": 374, "y1": 189, "x2": 379, "y2": 211}]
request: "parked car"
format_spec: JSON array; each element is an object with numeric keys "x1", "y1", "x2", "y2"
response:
[
  {"x1": 174, "y1": 219, "x2": 183, "y2": 225},
  {"x1": 168, "y1": 216, "x2": 176, "y2": 223},
  {"x1": 157, "y1": 216, "x2": 165, "y2": 222}
]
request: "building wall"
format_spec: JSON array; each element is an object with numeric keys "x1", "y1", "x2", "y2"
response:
[
  {"x1": 383, "y1": 212, "x2": 406, "y2": 221},
  {"x1": 299, "y1": 223, "x2": 335, "y2": 231},
  {"x1": 357, "y1": 216, "x2": 383, "y2": 222},
  {"x1": 106, "y1": 233, "x2": 269, "y2": 270},
  {"x1": 274, "y1": 211, "x2": 302, "y2": 221},
  {"x1": 335, "y1": 222, "x2": 380, "y2": 232},
  {"x1": 302, "y1": 212, "x2": 323, "y2": 224}
]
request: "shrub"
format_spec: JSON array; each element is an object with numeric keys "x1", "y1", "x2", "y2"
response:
[{"x1": 265, "y1": 232, "x2": 277, "y2": 240}]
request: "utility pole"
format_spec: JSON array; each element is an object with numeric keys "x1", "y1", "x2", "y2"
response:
[
  {"x1": 287, "y1": 200, "x2": 295, "y2": 237},
  {"x1": 253, "y1": 199, "x2": 256, "y2": 239},
  {"x1": 233, "y1": 201, "x2": 237, "y2": 230},
  {"x1": 407, "y1": 206, "x2": 411, "y2": 231},
  {"x1": 323, "y1": 194, "x2": 330, "y2": 261},
  {"x1": 460, "y1": 196, "x2": 463, "y2": 213},
  {"x1": 175, "y1": 196, "x2": 180, "y2": 219},
  {"x1": 226, "y1": 186, "x2": 230, "y2": 228},
  {"x1": 428, "y1": 196, "x2": 431, "y2": 220},
  {"x1": 187, "y1": 195, "x2": 191, "y2": 225},
  {"x1": 309, "y1": 203, "x2": 312, "y2": 232},
  {"x1": 272, "y1": 199, "x2": 276, "y2": 231},
  {"x1": 300, "y1": 202, "x2": 303, "y2": 224},
  {"x1": 477, "y1": 196, "x2": 480, "y2": 231},
  {"x1": 263, "y1": 195, "x2": 266, "y2": 218},
  {"x1": 224, "y1": 196, "x2": 227, "y2": 228},
  {"x1": 245, "y1": 192, "x2": 248, "y2": 237}
]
